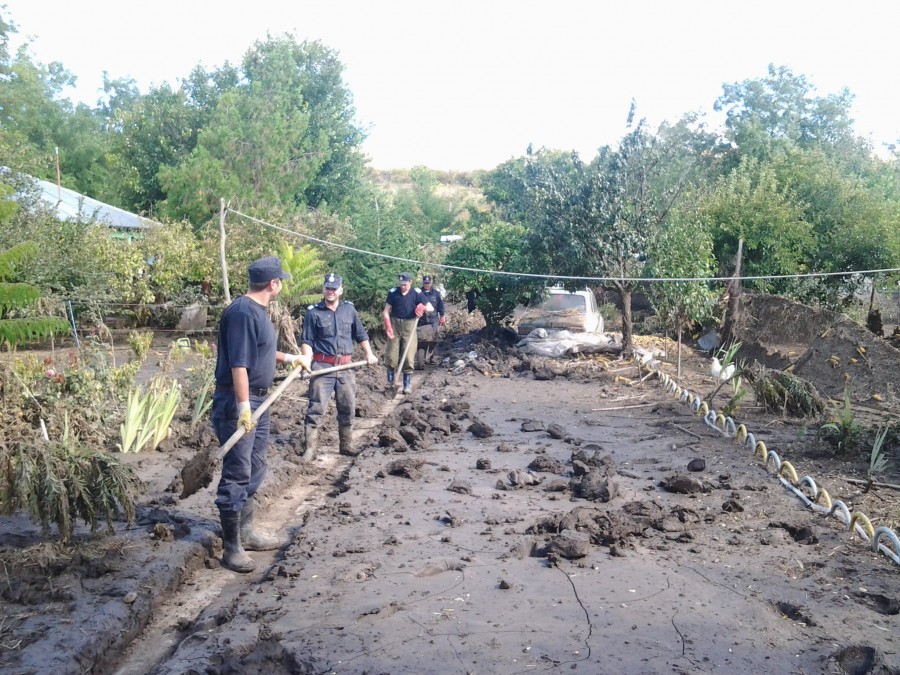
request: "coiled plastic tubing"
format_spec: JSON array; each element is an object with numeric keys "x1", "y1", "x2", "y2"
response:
[{"x1": 633, "y1": 358, "x2": 900, "y2": 566}]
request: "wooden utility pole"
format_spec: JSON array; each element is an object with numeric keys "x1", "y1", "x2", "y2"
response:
[
  {"x1": 723, "y1": 239, "x2": 744, "y2": 342},
  {"x1": 55, "y1": 147, "x2": 62, "y2": 201},
  {"x1": 219, "y1": 198, "x2": 231, "y2": 304}
]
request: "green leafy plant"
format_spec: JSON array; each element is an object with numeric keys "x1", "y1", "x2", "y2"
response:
[
  {"x1": 864, "y1": 426, "x2": 890, "y2": 493},
  {"x1": 706, "y1": 341, "x2": 744, "y2": 407},
  {"x1": 277, "y1": 242, "x2": 326, "y2": 308},
  {"x1": 190, "y1": 366, "x2": 216, "y2": 432},
  {"x1": 0, "y1": 416, "x2": 143, "y2": 544},
  {"x1": 118, "y1": 387, "x2": 156, "y2": 454},
  {"x1": 721, "y1": 377, "x2": 749, "y2": 417},
  {"x1": 0, "y1": 242, "x2": 70, "y2": 346},
  {"x1": 118, "y1": 379, "x2": 182, "y2": 453},
  {"x1": 150, "y1": 381, "x2": 181, "y2": 450},
  {"x1": 128, "y1": 330, "x2": 154, "y2": 362},
  {"x1": 820, "y1": 378, "x2": 863, "y2": 454},
  {"x1": 193, "y1": 339, "x2": 213, "y2": 359}
]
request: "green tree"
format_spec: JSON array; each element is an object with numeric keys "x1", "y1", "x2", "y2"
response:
[
  {"x1": 645, "y1": 216, "x2": 718, "y2": 375},
  {"x1": 772, "y1": 148, "x2": 900, "y2": 275},
  {"x1": 522, "y1": 119, "x2": 686, "y2": 352},
  {"x1": 0, "y1": 10, "x2": 122, "y2": 201},
  {"x1": 715, "y1": 64, "x2": 865, "y2": 164},
  {"x1": 160, "y1": 36, "x2": 367, "y2": 226},
  {"x1": 479, "y1": 156, "x2": 530, "y2": 224},
  {"x1": 444, "y1": 214, "x2": 532, "y2": 328},
  {"x1": 698, "y1": 157, "x2": 813, "y2": 289},
  {"x1": 112, "y1": 65, "x2": 240, "y2": 213}
]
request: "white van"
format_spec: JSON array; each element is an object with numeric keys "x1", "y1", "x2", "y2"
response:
[{"x1": 517, "y1": 288, "x2": 604, "y2": 337}]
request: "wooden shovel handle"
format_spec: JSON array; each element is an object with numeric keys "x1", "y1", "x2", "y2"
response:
[
  {"x1": 396, "y1": 320, "x2": 418, "y2": 372},
  {"x1": 215, "y1": 360, "x2": 368, "y2": 461}
]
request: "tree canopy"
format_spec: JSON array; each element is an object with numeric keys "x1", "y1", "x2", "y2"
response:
[{"x1": 1, "y1": 1, "x2": 897, "y2": 335}]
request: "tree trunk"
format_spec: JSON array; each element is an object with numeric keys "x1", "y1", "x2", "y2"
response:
[
  {"x1": 620, "y1": 288, "x2": 633, "y2": 354},
  {"x1": 677, "y1": 324, "x2": 683, "y2": 378},
  {"x1": 722, "y1": 238, "x2": 743, "y2": 343}
]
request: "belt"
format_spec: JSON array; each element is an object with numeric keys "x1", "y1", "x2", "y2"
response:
[
  {"x1": 216, "y1": 384, "x2": 270, "y2": 397},
  {"x1": 313, "y1": 353, "x2": 353, "y2": 365}
]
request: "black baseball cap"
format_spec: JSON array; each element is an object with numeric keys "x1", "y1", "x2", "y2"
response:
[
  {"x1": 323, "y1": 272, "x2": 342, "y2": 289},
  {"x1": 398, "y1": 272, "x2": 412, "y2": 283},
  {"x1": 248, "y1": 257, "x2": 292, "y2": 283},
  {"x1": 423, "y1": 275, "x2": 433, "y2": 283}
]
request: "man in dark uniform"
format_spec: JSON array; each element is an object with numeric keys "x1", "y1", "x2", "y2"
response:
[
  {"x1": 382, "y1": 272, "x2": 433, "y2": 394},
  {"x1": 416, "y1": 274, "x2": 446, "y2": 366},
  {"x1": 211, "y1": 256, "x2": 311, "y2": 573},
  {"x1": 299, "y1": 272, "x2": 378, "y2": 461}
]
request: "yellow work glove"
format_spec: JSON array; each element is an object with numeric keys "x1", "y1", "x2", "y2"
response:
[
  {"x1": 237, "y1": 401, "x2": 254, "y2": 432},
  {"x1": 284, "y1": 353, "x2": 312, "y2": 372}
]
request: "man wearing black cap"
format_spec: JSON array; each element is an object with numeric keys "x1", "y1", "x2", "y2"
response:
[
  {"x1": 299, "y1": 272, "x2": 378, "y2": 461},
  {"x1": 211, "y1": 256, "x2": 312, "y2": 573},
  {"x1": 382, "y1": 272, "x2": 433, "y2": 394},
  {"x1": 416, "y1": 274, "x2": 446, "y2": 366}
]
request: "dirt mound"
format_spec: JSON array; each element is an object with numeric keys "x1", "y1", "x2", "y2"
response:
[{"x1": 734, "y1": 293, "x2": 900, "y2": 409}]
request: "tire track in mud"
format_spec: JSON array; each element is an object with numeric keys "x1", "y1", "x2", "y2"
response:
[{"x1": 110, "y1": 374, "x2": 425, "y2": 675}]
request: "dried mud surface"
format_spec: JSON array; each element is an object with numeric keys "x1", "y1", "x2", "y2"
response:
[{"x1": 2, "y1": 310, "x2": 900, "y2": 675}]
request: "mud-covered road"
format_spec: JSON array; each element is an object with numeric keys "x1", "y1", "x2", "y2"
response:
[{"x1": 121, "y1": 359, "x2": 900, "y2": 675}]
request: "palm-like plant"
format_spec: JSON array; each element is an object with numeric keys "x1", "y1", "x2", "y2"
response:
[
  {"x1": 271, "y1": 242, "x2": 327, "y2": 353},
  {"x1": 277, "y1": 242, "x2": 326, "y2": 307}
]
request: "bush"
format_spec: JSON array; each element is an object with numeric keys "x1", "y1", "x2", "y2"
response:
[{"x1": 0, "y1": 423, "x2": 143, "y2": 544}]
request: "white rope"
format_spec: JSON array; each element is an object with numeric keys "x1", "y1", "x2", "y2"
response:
[{"x1": 227, "y1": 207, "x2": 900, "y2": 284}]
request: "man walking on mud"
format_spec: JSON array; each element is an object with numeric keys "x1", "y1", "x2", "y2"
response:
[
  {"x1": 383, "y1": 272, "x2": 433, "y2": 394},
  {"x1": 211, "y1": 256, "x2": 312, "y2": 573},
  {"x1": 416, "y1": 274, "x2": 446, "y2": 367},
  {"x1": 298, "y1": 272, "x2": 378, "y2": 461}
]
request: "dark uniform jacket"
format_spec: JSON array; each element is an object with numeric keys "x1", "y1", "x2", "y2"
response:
[
  {"x1": 301, "y1": 300, "x2": 369, "y2": 356},
  {"x1": 386, "y1": 287, "x2": 428, "y2": 320},
  {"x1": 418, "y1": 287, "x2": 445, "y2": 327}
]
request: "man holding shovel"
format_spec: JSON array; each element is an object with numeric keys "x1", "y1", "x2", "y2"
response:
[
  {"x1": 299, "y1": 273, "x2": 378, "y2": 461},
  {"x1": 211, "y1": 256, "x2": 312, "y2": 573},
  {"x1": 382, "y1": 272, "x2": 433, "y2": 394}
]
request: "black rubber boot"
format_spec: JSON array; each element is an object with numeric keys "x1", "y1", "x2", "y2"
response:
[
  {"x1": 402, "y1": 373, "x2": 412, "y2": 394},
  {"x1": 387, "y1": 368, "x2": 395, "y2": 386},
  {"x1": 239, "y1": 501, "x2": 280, "y2": 551},
  {"x1": 338, "y1": 425, "x2": 359, "y2": 456},
  {"x1": 302, "y1": 426, "x2": 318, "y2": 462},
  {"x1": 219, "y1": 509, "x2": 255, "y2": 573}
]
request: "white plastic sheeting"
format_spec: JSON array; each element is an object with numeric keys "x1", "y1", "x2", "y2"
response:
[{"x1": 515, "y1": 329, "x2": 622, "y2": 357}]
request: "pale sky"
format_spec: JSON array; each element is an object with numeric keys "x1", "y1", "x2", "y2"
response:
[{"x1": 5, "y1": 0, "x2": 899, "y2": 170}]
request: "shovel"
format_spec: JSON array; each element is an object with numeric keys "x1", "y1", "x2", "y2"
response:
[
  {"x1": 390, "y1": 320, "x2": 418, "y2": 391},
  {"x1": 214, "y1": 360, "x2": 368, "y2": 461}
]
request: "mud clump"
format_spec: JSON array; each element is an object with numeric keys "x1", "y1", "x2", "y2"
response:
[
  {"x1": 528, "y1": 456, "x2": 566, "y2": 474},
  {"x1": 468, "y1": 419, "x2": 494, "y2": 438},
  {"x1": 447, "y1": 480, "x2": 473, "y2": 495},
  {"x1": 660, "y1": 473, "x2": 713, "y2": 494},
  {"x1": 546, "y1": 423, "x2": 568, "y2": 439},
  {"x1": 382, "y1": 458, "x2": 426, "y2": 480},
  {"x1": 545, "y1": 532, "x2": 591, "y2": 560},
  {"x1": 831, "y1": 645, "x2": 882, "y2": 675},
  {"x1": 571, "y1": 471, "x2": 618, "y2": 502}
]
